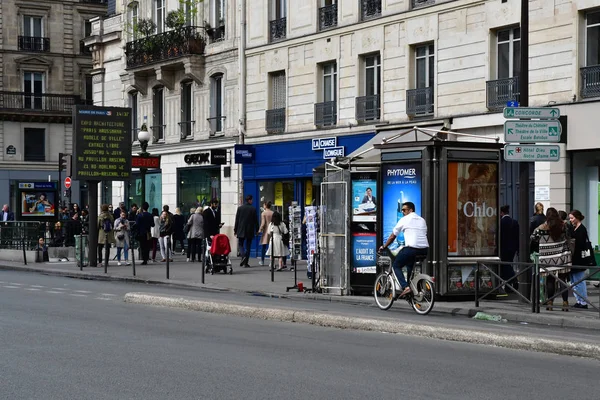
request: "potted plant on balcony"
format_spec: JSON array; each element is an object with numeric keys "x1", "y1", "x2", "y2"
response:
[
  {"x1": 165, "y1": 10, "x2": 187, "y2": 57},
  {"x1": 135, "y1": 18, "x2": 157, "y2": 63}
]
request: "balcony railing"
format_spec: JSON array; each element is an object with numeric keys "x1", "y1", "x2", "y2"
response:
[
  {"x1": 269, "y1": 18, "x2": 287, "y2": 42},
  {"x1": 0, "y1": 91, "x2": 86, "y2": 113},
  {"x1": 208, "y1": 116, "x2": 226, "y2": 136},
  {"x1": 406, "y1": 87, "x2": 434, "y2": 117},
  {"x1": 356, "y1": 95, "x2": 380, "y2": 122},
  {"x1": 412, "y1": 0, "x2": 436, "y2": 8},
  {"x1": 80, "y1": 39, "x2": 92, "y2": 55},
  {"x1": 18, "y1": 36, "x2": 50, "y2": 52},
  {"x1": 125, "y1": 26, "x2": 206, "y2": 69},
  {"x1": 486, "y1": 76, "x2": 519, "y2": 110},
  {"x1": 580, "y1": 65, "x2": 600, "y2": 99},
  {"x1": 150, "y1": 125, "x2": 166, "y2": 142},
  {"x1": 178, "y1": 120, "x2": 195, "y2": 139},
  {"x1": 319, "y1": 4, "x2": 338, "y2": 31},
  {"x1": 266, "y1": 108, "x2": 286, "y2": 133},
  {"x1": 315, "y1": 101, "x2": 337, "y2": 127},
  {"x1": 81, "y1": 0, "x2": 108, "y2": 3},
  {"x1": 207, "y1": 25, "x2": 225, "y2": 43},
  {"x1": 361, "y1": 0, "x2": 382, "y2": 21}
]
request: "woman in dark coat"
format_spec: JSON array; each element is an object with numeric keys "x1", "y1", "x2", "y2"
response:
[{"x1": 171, "y1": 207, "x2": 186, "y2": 254}]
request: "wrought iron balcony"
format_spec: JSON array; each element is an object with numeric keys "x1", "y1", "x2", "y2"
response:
[
  {"x1": 356, "y1": 95, "x2": 380, "y2": 122},
  {"x1": 406, "y1": 87, "x2": 434, "y2": 117},
  {"x1": 18, "y1": 36, "x2": 50, "y2": 52},
  {"x1": 315, "y1": 101, "x2": 337, "y2": 127},
  {"x1": 208, "y1": 116, "x2": 226, "y2": 136},
  {"x1": 319, "y1": 4, "x2": 338, "y2": 31},
  {"x1": 266, "y1": 108, "x2": 286, "y2": 133},
  {"x1": 412, "y1": 0, "x2": 436, "y2": 8},
  {"x1": 178, "y1": 120, "x2": 195, "y2": 139},
  {"x1": 269, "y1": 18, "x2": 287, "y2": 42},
  {"x1": 125, "y1": 26, "x2": 206, "y2": 69},
  {"x1": 361, "y1": 0, "x2": 382, "y2": 21},
  {"x1": 207, "y1": 25, "x2": 225, "y2": 43},
  {"x1": 486, "y1": 76, "x2": 519, "y2": 110},
  {"x1": 580, "y1": 65, "x2": 600, "y2": 99},
  {"x1": 0, "y1": 91, "x2": 86, "y2": 113}
]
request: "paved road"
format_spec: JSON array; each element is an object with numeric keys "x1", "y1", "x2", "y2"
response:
[{"x1": 1, "y1": 271, "x2": 598, "y2": 399}]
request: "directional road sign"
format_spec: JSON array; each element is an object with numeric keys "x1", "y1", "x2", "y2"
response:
[
  {"x1": 504, "y1": 144, "x2": 560, "y2": 162},
  {"x1": 503, "y1": 107, "x2": 560, "y2": 119},
  {"x1": 504, "y1": 120, "x2": 561, "y2": 143}
]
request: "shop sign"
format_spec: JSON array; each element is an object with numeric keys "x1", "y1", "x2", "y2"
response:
[
  {"x1": 184, "y1": 152, "x2": 211, "y2": 164},
  {"x1": 311, "y1": 137, "x2": 337, "y2": 150},
  {"x1": 6, "y1": 145, "x2": 16, "y2": 155},
  {"x1": 132, "y1": 155, "x2": 161, "y2": 169},
  {"x1": 18, "y1": 182, "x2": 57, "y2": 190},
  {"x1": 73, "y1": 105, "x2": 132, "y2": 181},
  {"x1": 234, "y1": 144, "x2": 255, "y2": 164},
  {"x1": 211, "y1": 149, "x2": 227, "y2": 165},
  {"x1": 323, "y1": 146, "x2": 345, "y2": 159}
]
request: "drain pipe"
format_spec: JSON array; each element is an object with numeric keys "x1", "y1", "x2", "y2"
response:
[{"x1": 238, "y1": 0, "x2": 247, "y2": 206}]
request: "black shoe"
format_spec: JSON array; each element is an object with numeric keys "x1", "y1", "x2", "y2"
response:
[
  {"x1": 594, "y1": 283, "x2": 600, "y2": 288},
  {"x1": 141, "y1": 261, "x2": 148, "y2": 265},
  {"x1": 573, "y1": 303, "x2": 589, "y2": 309}
]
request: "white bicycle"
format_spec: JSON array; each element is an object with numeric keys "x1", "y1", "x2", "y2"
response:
[{"x1": 374, "y1": 247, "x2": 435, "y2": 315}]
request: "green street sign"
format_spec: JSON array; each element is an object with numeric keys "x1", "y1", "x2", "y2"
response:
[
  {"x1": 504, "y1": 120, "x2": 562, "y2": 143},
  {"x1": 503, "y1": 107, "x2": 560, "y2": 119},
  {"x1": 504, "y1": 144, "x2": 561, "y2": 162}
]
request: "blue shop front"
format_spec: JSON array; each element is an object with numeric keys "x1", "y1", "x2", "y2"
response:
[{"x1": 242, "y1": 132, "x2": 375, "y2": 258}]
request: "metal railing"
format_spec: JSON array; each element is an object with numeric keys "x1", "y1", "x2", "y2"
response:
[
  {"x1": 266, "y1": 108, "x2": 286, "y2": 133},
  {"x1": 150, "y1": 124, "x2": 166, "y2": 142},
  {"x1": 314, "y1": 101, "x2": 337, "y2": 127},
  {"x1": 406, "y1": 87, "x2": 434, "y2": 117},
  {"x1": 207, "y1": 25, "x2": 225, "y2": 43},
  {"x1": 207, "y1": 116, "x2": 226, "y2": 136},
  {"x1": 580, "y1": 65, "x2": 600, "y2": 99},
  {"x1": 269, "y1": 18, "x2": 287, "y2": 42},
  {"x1": 0, "y1": 91, "x2": 85, "y2": 113},
  {"x1": 356, "y1": 95, "x2": 380, "y2": 122},
  {"x1": 361, "y1": 0, "x2": 382, "y2": 21},
  {"x1": 125, "y1": 26, "x2": 206, "y2": 69},
  {"x1": 0, "y1": 221, "x2": 45, "y2": 250},
  {"x1": 486, "y1": 76, "x2": 519, "y2": 110},
  {"x1": 80, "y1": 0, "x2": 108, "y2": 3},
  {"x1": 319, "y1": 4, "x2": 338, "y2": 31},
  {"x1": 178, "y1": 120, "x2": 195, "y2": 139},
  {"x1": 18, "y1": 36, "x2": 50, "y2": 52}
]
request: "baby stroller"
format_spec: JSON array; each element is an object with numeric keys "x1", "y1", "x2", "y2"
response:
[{"x1": 205, "y1": 234, "x2": 233, "y2": 275}]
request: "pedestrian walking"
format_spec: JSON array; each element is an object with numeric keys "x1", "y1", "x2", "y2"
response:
[
  {"x1": 172, "y1": 208, "x2": 186, "y2": 254},
  {"x1": 97, "y1": 204, "x2": 114, "y2": 267},
  {"x1": 569, "y1": 210, "x2": 595, "y2": 308},
  {"x1": 186, "y1": 207, "x2": 204, "y2": 262},
  {"x1": 499, "y1": 205, "x2": 519, "y2": 291},
  {"x1": 267, "y1": 211, "x2": 289, "y2": 271},
  {"x1": 150, "y1": 208, "x2": 160, "y2": 262},
  {"x1": 234, "y1": 195, "x2": 259, "y2": 268},
  {"x1": 114, "y1": 211, "x2": 131, "y2": 266},
  {"x1": 135, "y1": 202, "x2": 154, "y2": 265},
  {"x1": 159, "y1": 210, "x2": 173, "y2": 262},
  {"x1": 258, "y1": 201, "x2": 273, "y2": 266}
]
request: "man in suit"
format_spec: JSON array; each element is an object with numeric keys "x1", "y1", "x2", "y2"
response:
[
  {"x1": 234, "y1": 195, "x2": 259, "y2": 268},
  {"x1": 202, "y1": 198, "x2": 222, "y2": 238},
  {"x1": 135, "y1": 202, "x2": 154, "y2": 265},
  {"x1": 500, "y1": 205, "x2": 519, "y2": 292},
  {"x1": 361, "y1": 188, "x2": 376, "y2": 204},
  {"x1": 258, "y1": 201, "x2": 274, "y2": 266}
]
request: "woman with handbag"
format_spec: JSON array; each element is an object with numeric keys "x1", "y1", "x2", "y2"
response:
[
  {"x1": 266, "y1": 211, "x2": 289, "y2": 271},
  {"x1": 114, "y1": 211, "x2": 130, "y2": 266},
  {"x1": 569, "y1": 210, "x2": 594, "y2": 309}
]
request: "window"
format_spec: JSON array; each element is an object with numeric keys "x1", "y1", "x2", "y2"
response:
[
  {"x1": 129, "y1": 3, "x2": 139, "y2": 39},
  {"x1": 416, "y1": 44, "x2": 434, "y2": 89},
  {"x1": 24, "y1": 128, "x2": 45, "y2": 162},
  {"x1": 271, "y1": 0, "x2": 286, "y2": 19},
  {"x1": 23, "y1": 15, "x2": 43, "y2": 38},
  {"x1": 180, "y1": 82, "x2": 193, "y2": 138},
  {"x1": 211, "y1": 0, "x2": 225, "y2": 26},
  {"x1": 23, "y1": 71, "x2": 44, "y2": 109},
  {"x1": 323, "y1": 62, "x2": 337, "y2": 102},
  {"x1": 586, "y1": 11, "x2": 600, "y2": 66},
  {"x1": 182, "y1": 0, "x2": 193, "y2": 26},
  {"x1": 365, "y1": 54, "x2": 381, "y2": 97},
  {"x1": 269, "y1": 0, "x2": 286, "y2": 41},
  {"x1": 209, "y1": 74, "x2": 224, "y2": 134},
  {"x1": 130, "y1": 91, "x2": 138, "y2": 142},
  {"x1": 178, "y1": 168, "x2": 221, "y2": 215},
  {"x1": 21, "y1": 15, "x2": 47, "y2": 52},
  {"x1": 315, "y1": 62, "x2": 337, "y2": 127},
  {"x1": 81, "y1": 19, "x2": 93, "y2": 54},
  {"x1": 357, "y1": 54, "x2": 381, "y2": 121},
  {"x1": 497, "y1": 27, "x2": 520, "y2": 79},
  {"x1": 152, "y1": 87, "x2": 164, "y2": 141},
  {"x1": 266, "y1": 71, "x2": 286, "y2": 133},
  {"x1": 319, "y1": 0, "x2": 337, "y2": 31},
  {"x1": 84, "y1": 75, "x2": 93, "y2": 104},
  {"x1": 155, "y1": 0, "x2": 165, "y2": 33}
]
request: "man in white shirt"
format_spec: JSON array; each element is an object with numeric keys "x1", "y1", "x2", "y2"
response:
[{"x1": 379, "y1": 201, "x2": 429, "y2": 297}]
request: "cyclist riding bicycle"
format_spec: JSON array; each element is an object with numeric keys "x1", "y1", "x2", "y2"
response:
[{"x1": 379, "y1": 201, "x2": 429, "y2": 297}]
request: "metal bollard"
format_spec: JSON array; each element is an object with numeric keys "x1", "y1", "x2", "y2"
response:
[
  {"x1": 270, "y1": 234, "x2": 274, "y2": 282},
  {"x1": 201, "y1": 240, "x2": 205, "y2": 284},
  {"x1": 131, "y1": 240, "x2": 136, "y2": 277},
  {"x1": 22, "y1": 237, "x2": 27, "y2": 265},
  {"x1": 166, "y1": 237, "x2": 170, "y2": 279},
  {"x1": 104, "y1": 232, "x2": 109, "y2": 274}
]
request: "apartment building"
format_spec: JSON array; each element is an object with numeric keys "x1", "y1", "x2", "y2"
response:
[
  {"x1": 86, "y1": 0, "x2": 240, "y2": 235},
  {"x1": 0, "y1": 0, "x2": 106, "y2": 214},
  {"x1": 243, "y1": 0, "x2": 600, "y2": 245}
]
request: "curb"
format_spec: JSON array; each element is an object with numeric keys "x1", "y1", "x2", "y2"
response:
[
  {"x1": 124, "y1": 292, "x2": 600, "y2": 361},
  {"x1": 4, "y1": 263, "x2": 600, "y2": 331}
]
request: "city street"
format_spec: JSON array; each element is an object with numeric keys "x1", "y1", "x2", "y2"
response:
[{"x1": 1, "y1": 271, "x2": 598, "y2": 399}]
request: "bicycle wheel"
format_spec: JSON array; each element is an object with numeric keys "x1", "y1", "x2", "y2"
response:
[
  {"x1": 410, "y1": 278, "x2": 435, "y2": 315},
  {"x1": 374, "y1": 273, "x2": 395, "y2": 310}
]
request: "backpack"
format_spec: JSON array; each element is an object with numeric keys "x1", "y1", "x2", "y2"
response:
[{"x1": 102, "y1": 217, "x2": 112, "y2": 233}]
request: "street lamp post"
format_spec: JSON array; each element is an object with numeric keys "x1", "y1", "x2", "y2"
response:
[{"x1": 137, "y1": 123, "x2": 151, "y2": 204}]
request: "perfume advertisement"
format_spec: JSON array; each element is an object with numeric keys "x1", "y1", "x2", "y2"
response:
[
  {"x1": 382, "y1": 163, "x2": 422, "y2": 251},
  {"x1": 447, "y1": 162, "x2": 498, "y2": 257}
]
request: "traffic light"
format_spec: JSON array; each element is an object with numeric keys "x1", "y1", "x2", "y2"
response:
[{"x1": 58, "y1": 153, "x2": 72, "y2": 176}]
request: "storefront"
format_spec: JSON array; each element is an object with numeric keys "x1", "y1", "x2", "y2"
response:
[
  {"x1": 177, "y1": 165, "x2": 222, "y2": 217},
  {"x1": 242, "y1": 132, "x2": 376, "y2": 257},
  {"x1": 126, "y1": 171, "x2": 163, "y2": 213}
]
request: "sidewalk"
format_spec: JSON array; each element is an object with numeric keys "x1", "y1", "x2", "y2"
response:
[{"x1": 2, "y1": 248, "x2": 600, "y2": 330}]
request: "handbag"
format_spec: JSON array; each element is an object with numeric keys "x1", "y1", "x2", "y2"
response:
[
  {"x1": 117, "y1": 233, "x2": 125, "y2": 241},
  {"x1": 580, "y1": 233, "x2": 597, "y2": 266}
]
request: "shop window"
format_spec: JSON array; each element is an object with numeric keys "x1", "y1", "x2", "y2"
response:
[
  {"x1": 178, "y1": 168, "x2": 221, "y2": 216},
  {"x1": 259, "y1": 181, "x2": 294, "y2": 222},
  {"x1": 128, "y1": 172, "x2": 162, "y2": 213},
  {"x1": 24, "y1": 128, "x2": 45, "y2": 162}
]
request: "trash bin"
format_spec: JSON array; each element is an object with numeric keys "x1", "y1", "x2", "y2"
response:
[{"x1": 75, "y1": 234, "x2": 89, "y2": 267}]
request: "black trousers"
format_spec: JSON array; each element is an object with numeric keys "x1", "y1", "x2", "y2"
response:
[
  {"x1": 138, "y1": 235, "x2": 151, "y2": 262},
  {"x1": 187, "y1": 238, "x2": 202, "y2": 261}
]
